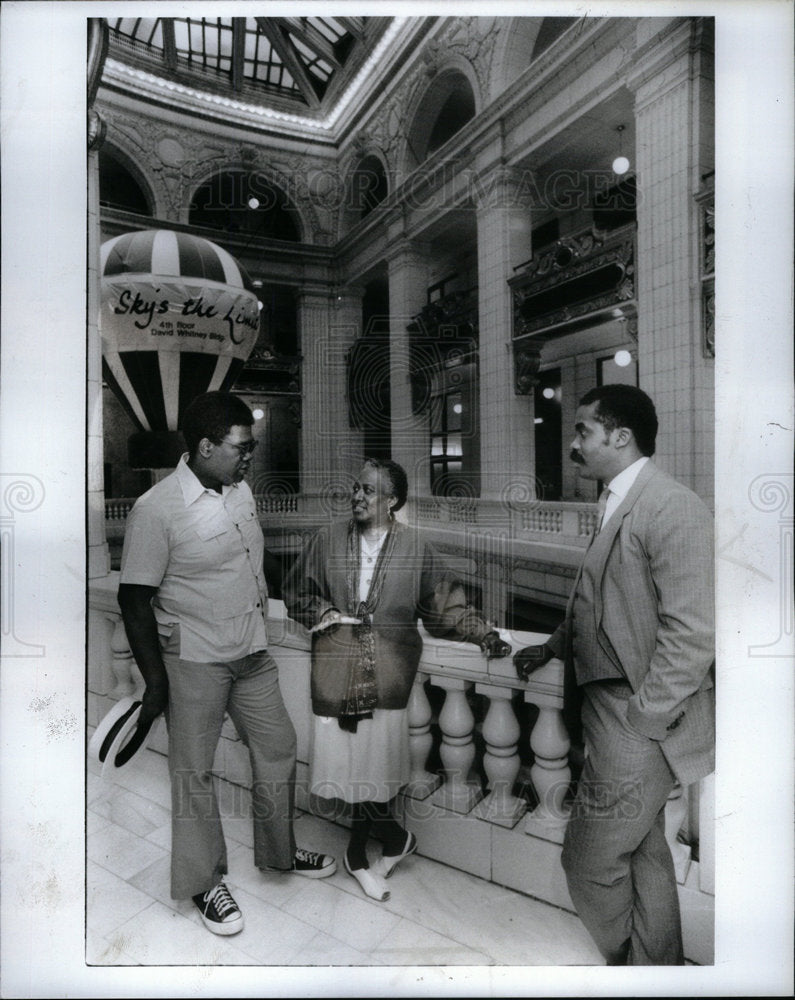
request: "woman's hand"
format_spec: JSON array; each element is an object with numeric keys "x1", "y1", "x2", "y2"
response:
[
  {"x1": 480, "y1": 631, "x2": 512, "y2": 659},
  {"x1": 310, "y1": 609, "x2": 363, "y2": 634}
]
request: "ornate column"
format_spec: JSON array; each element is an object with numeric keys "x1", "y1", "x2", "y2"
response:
[
  {"x1": 329, "y1": 286, "x2": 365, "y2": 478},
  {"x1": 429, "y1": 677, "x2": 483, "y2": 813},
  {"x1": 296, "y1": 285, "x2": 336, "y2": 497},
  {"x1": 472, "y1": 682, "x2": 527, "y2": 827},
  {"x1": 628, "y1": 19, "x2": 714, "y2": 493},
  {"x1": 474, "y1": 165, "x2": 536, "y2": 504},
  {"x1": 386, "y1": 240, "x2": 430, "y2": 498}
]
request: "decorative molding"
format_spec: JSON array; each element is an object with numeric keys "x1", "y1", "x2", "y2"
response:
[
  {"x1": 696, "y1": 180, "x2": 715, "y2": 359},
  {"x1": 513, "y1": 345, "x2": 542, "y2": 396},
  {"x1": 88, "y1": 110, "x2": 106, "y2": 152},
  {"x1": 509, "y1": 223, "x2": 637, "y2": 341}
]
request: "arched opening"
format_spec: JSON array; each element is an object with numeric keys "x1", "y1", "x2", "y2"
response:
[
  {"x1": 189, "y1": 170, "x2": 301, "y2": 241},
  {"x1": 99, "y1": 149, "x2": 153, "y2": 215},
  {"x1": 407, "y1": 70, "x2": 476, "y2": 169},
  {"x1": 351, "y1": 155, "x2": 389, "y2": 220},
  {"x1": 427, "y1": 87, "x2": 476, "y2": 156}
]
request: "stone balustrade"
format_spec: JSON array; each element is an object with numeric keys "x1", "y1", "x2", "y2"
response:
[
  {"x1": 106, "y1": 493, "x2": 599, "y2": 552},
  {"x1": 87, "y1": 572, "x2": 715, "y2": 963}
]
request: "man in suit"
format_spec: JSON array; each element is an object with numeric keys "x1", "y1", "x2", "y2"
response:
[{"x1": 514, "y1": 384, "x2": 715, "y2": 965}]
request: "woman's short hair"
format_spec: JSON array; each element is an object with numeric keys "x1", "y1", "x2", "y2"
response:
[
  {"x1": 362, "y1": 457, "x2": 409, "y2": 513},
  {"x1": 181, "y1": 391, "x2": 254, "y2": 457},
  {"x1": 580, "y1": 384, "x2": 658, "y2": 457}
]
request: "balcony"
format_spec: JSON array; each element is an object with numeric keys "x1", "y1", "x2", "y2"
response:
[
  {"x1": 88, "y1": 574, "x2": 715, "y2": 965},
  {"x1": 106, "y1": 493, "x2": 600, "y2": 555}
]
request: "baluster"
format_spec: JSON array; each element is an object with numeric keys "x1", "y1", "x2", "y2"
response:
[
  {"x1": 473, "y1": 683, "x2": 527, "y2": 827},
  {"x1": 405, "y1": 672, "x2": 442, "y2": 799},
  {"x1": 664, "y1": 782, "x2": 692, "y2": 883},
  {"x1": 430, "y1": 677, "x2": 483, "y2": 813},
  {"x1": 524, "y1": 691, "x2": 572, "y2": 841},
  {"x1": 108, "y1": 616, "x2": 138, "y2": 698},
  {"x1": 88, "y1": 606, "x2": 115, "y2": 702}
]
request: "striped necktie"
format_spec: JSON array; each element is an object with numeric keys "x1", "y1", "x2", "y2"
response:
[{"x1": 595, "y1": 487, "x2": 610, "y2": 534}]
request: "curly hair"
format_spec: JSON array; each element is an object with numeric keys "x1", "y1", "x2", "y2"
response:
[
  {"x1": 181, "y1": 392, "x2": 254, "y2": 458},
  {"x1": 361, "y1": 457, "x2": 409, "y2": 513},
  {"x1": 580, "y1": 384, "x2": 658, "y2": 457}
]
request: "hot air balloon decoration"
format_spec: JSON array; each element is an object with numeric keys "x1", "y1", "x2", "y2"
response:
[{"x1": 100, "y1": 229, "x2": 261, "y2": 468}]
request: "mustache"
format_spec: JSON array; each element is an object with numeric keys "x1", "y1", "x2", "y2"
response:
[{"x1": 569, "y1": 449, "x2": 585, "y2": 465}]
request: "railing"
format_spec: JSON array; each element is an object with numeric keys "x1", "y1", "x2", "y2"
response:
[
  {"x1": 88, "y1": 573, "x2": 715, "y2": 963},
  {"x1": 107, "y1": 493, "x2": 599, "y2": 545}
]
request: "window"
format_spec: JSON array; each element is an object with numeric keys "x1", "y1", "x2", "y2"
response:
[
  {"x1": 431, "y1": 389, "x2": 464, "y2": 494},
  {"x1": 533, "y1": 369, "x2": 562, "y2": 501}
]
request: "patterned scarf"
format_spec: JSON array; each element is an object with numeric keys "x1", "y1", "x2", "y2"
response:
[{"x1": 338, "y1": 518, "x2": 399, "y2": 729}]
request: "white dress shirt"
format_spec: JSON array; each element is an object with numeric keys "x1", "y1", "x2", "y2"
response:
[{"x1": 601, "y1": 456, "x2": 649, "y2": 529}]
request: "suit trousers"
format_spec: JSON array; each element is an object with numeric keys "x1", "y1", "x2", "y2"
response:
[
  {"x1": 561, "y1": 680, "x2": 683, "y2": 965},
  {"x1": 161, "y1": 628, "x2": 298, "y2": 899}
]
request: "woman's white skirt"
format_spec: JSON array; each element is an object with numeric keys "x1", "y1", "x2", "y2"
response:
[{"x1": 310, "y1": 708, "x2": 410, "y2": 804}]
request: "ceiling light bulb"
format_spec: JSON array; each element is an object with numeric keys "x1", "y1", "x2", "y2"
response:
[
  {"x1": 614, "y1": 349, "x2": 632, "y2": 367},
  {"x1": 542, "y1": 387, "x2": 555, "y2": 400},
  {"x1": 612, "y1": 156, "x2": 630, "y2": 175},
  {"x1": 248, "y1": 197, "x2": 260, "y2": 209},
  {"x1": 252, "y1": 408, "x2": 264, "y2": 420}
]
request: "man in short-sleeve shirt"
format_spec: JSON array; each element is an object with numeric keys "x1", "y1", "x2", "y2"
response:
[{"x1": 118, "y1": 391, "x2": 336, "y2": 937}]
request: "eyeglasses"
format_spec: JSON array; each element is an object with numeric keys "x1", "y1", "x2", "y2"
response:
[{"x1": 221, "y1": 438, "x2": 258, "y2": 457}]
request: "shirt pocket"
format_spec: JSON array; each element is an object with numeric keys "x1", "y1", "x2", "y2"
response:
[
  {"x1": 196, "y1": 515, "x2": 230, "y2": 543},
  {"x1": 234, "y1": 506, "x2": 261, "y2": 547}
]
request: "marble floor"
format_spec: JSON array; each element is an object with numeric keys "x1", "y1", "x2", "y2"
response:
[{"x1": 86, "y1": 744, "x2": 604, "y2": 969}]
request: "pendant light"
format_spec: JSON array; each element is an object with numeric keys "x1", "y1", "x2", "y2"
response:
[{"x1": 612, "y1": 124, "x2": 630, "y2": 176}]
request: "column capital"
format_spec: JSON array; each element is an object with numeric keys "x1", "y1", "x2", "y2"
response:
[
  {"x1": 624, "y1": 18, "x2": 698, "y2": 108},
  {"x1": 295, "y1": 282, "x2": 335, "y2": 306},
  {"x1": 385, "y1": 237, "x2": 430, "y2": 274},
  {"x1": 471, "y1": 163, "x2": 537, "y2": 213}
]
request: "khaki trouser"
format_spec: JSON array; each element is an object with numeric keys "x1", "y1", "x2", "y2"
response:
[{"x1": 161, "y1": 627, "x2": 297, "y2": 899}]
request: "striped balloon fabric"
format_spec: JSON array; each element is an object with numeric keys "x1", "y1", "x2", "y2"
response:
[
  {"x1": 101, "y1": 229, "x2": 253, "y2": 290},
  {"x1": 100, "y1": 230, "x2": 260, "y2": 434}
]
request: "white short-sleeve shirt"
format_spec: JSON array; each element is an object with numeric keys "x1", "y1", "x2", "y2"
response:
[{"x1": 119, "y1": 455, "x2": 268, "y2": 662}]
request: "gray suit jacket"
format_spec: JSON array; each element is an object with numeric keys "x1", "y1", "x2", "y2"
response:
[{"x1": 549, "y1": 461, "x2": 715, "y2": 787}]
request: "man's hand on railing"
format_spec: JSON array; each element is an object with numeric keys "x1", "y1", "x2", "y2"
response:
[
  {"x1": 514, "y1": 643, "x2": 555, "y2": 682},
  {"x1": 480, "y1": 631, "x2": 512, "y2": 660}
]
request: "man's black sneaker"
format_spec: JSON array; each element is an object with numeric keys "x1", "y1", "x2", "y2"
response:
[
  {"x1": 192, "y1": 880, "x2": 244, "y2": 935},
  {"x1": 262, "y1": 848, "x2": 337, "y2": 878}
]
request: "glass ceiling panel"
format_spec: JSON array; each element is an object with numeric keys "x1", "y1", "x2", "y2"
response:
[{"x1": 107, "y1": 16, "x2": 381, "y2": 109}]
